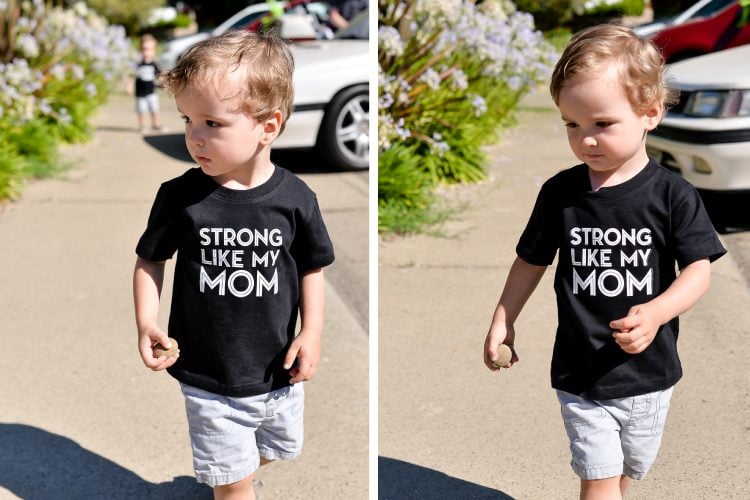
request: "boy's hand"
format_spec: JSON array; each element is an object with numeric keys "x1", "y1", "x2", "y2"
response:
[
  {"x1": 284, "y1": 329, "x2": 321, "y2": 384},
  {"x1": 610, "y1": 303, "x2": 662, "y2": 354},
  {"x1": 483, "y1": 324, "x2": 518, "y2": 371},
  {"x1": 138, "y1": 324, "x2": 179, "y2": 371}
]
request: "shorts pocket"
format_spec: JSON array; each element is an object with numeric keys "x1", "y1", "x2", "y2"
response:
[
  {"x1": 558, "y1": 391, "x2": 606, "y2": 429},
  {"x1": 650, "y1": 387, "x2": 673, "y2": 436},
  {"x1": 291, "y1": 383, "x2": 304, "y2": 418},
  {"x1": 182, "y1": 384, "x2": 233, "y2": 436}
]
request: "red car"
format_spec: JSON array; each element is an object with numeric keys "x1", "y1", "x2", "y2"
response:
[{"x1": 650, "y1": 1, "x2": 750, "y2": 62}]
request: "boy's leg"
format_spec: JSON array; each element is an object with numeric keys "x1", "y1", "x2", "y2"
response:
[
  {"x1": 213, "y1": 457, "x2": 273, "y2": 500},
  {"x1": 147, "y1": 94, "x2": 161, "y2": 129},
  {"x1": 214, "y1": 473, "x2": 255, "y2": 500},
  {"x1": 135, "y1": 97, "x2": 147, "y2": 131},
  {"x1": 580, "y1": 477, "x2": 622, "y2": 500},
  {"x1": 579, "y1": 474, "x2": 632, "y2": 499},
  {"x1": 619, "y1": 475, "x2": 633, "y2": 496}
]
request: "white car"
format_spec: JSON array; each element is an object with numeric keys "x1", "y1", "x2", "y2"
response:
[
  {"x1": 633, "y1": 0, "x2": 736, "y2": 37},
  {"x1": 646, "y1": 45, "x2": 750, "y2": 195},
  {"x1": 158, "y1": 2, "x2": 329, "y2": 70},
  {"x1": 274, "y1": 9, "x2": 369, "y2": 170}
]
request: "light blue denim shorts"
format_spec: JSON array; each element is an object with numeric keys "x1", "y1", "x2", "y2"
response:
[
  {"x1": 135, "y1": 93, "x2": 159, "y2": 114},
  {"x1": 557, "y1": 386, "x2": 673, "y2": 481},
  {"x1": 180, "y1": 383, "x2": 304, "y2": 487}
]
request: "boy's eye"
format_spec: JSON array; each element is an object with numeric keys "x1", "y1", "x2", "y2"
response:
[
  {"x1": 595, "y1": 121, "x2": 612, "y2": 128},
  {"x1": 206, "y1": 120, "x2": 221, "y2": 128},
  {"x1": 564, "y1": 122, "x2": 578, "y2": 129},
  {"x1": 180, "y1": 115, "x2": 191, "y2": 124}
]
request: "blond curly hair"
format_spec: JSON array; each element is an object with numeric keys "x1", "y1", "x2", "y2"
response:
[
  {"x1": 160, "y1": 30, "x2": 295, "y2": 133},
  {"x1": 550, "y1": 24, "x2": 678, "y2": 115}
]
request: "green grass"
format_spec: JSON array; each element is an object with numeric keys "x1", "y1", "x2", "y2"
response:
[{"x1": 544, "y1": 27, "x2": 571, "y2": 54}]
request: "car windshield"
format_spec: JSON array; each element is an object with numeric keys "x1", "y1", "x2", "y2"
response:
[
  {"x1": 335, "y1": 9, "x2": 368, "y2": 40},
  {"x1": 692, "y1": 0, "x2": 736, "y2": 18},
  {"x1": 228, "y1": 12, "x2": 268, "y2": 30}
]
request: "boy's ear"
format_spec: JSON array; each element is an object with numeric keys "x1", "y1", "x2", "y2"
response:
[
  {"x1": 260, "y1": 110, "x2": 284, "y2": 145},
  {"x1": 643, "y1": 103, "x2": 663, "y2": 131}
]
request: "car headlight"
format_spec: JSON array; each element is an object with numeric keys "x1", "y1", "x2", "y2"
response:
[{"x1": 684, "y1": 90, "x2": 750, "y2": 117}]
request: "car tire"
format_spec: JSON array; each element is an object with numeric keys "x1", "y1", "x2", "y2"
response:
[{"x1": 317, "y1": 84, "x2": 369, "y2": 171}]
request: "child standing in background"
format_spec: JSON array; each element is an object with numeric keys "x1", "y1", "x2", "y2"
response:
[{"x1": 131, "y1": 33, "x2": 163, "y2": 133}]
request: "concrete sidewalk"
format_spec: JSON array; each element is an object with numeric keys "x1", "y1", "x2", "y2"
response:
[
  {"x1": 379, "y1": 91, "x2": 750, "y2": 499},
  {"x1": 0, "y1": 93, "x2": 367, "y2": 499}
]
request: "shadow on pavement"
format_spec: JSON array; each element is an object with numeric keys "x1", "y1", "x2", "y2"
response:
[
  {"x1": 0, "y1": 424, "x2": 211, "y2": 499},
  {"x1": 142, "y1": 134, "x2": 347, "y2": 175},
  {"x1": 379, "y1": 457, "x2": 514, "y2": 499},
  {"x1": 143, "y1": 133, "x2": 193, "y2": 163}
]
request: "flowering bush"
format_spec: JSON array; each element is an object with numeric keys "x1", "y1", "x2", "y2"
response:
[
  {"x1": 0, "y1": 0, "x2": 134, "y2": 199},
  {"x1": 378, "y1": 0, "x2": 556, "y2": 233}
]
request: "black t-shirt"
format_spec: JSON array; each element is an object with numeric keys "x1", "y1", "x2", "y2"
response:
[
  {"x1": 517, "y1": 160, "x2": 726, "y2": 399},
  {"x1": 136, "y1": 167, "x2": 335, "y2": 397},
  {"x1": 135, "y1": 60, "x2": 159, "y2": 97}
]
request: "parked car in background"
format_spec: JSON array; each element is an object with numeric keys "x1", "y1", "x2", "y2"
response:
[
  {"x1": 158, "y1": 1, "x2": 329, "y2": 70},
  {"x1": 649, "y1": 1, "x2": 750, "y2": 62},
  {"x1": 273, "y1": 9, "x2": 369, "y2": 170},
  {"x1": 646, "y1": 45, "x2": 750, "y2": 229},
  {"x1": 634, "y1": 0, "x2": 737, "y2": 37}
]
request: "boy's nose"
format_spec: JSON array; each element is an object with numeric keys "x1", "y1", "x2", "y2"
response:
[
  {"x1": 187, "y1": 127, "x2": 204, "y2": 147},
  {"x1": 582, "y1": 136, "x2": 597, "y2": 147}
]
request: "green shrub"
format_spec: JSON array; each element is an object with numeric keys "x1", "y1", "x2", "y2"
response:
[
  {"x1": 9, "y1": 120, "x2": 63, "y2": 178},
  {"x1": 378, "y1": 144, "x2": 450, "y2": 235},
  {"x1": 0, "y1": 138, "x2": 23, "y2": 200},
  {"x1": 578, "y1": 0, "x2": 646, "y2": 18},
  {"x1": 514, "y1": 0, "x2": 573, "y2": 31},
  {"x1": 85, "y1": 0, "x2": 165, "y2": 34},
  {"x1": 378, "y1": 0, "x2": 555, "y2": 234},
  {"x1": 0, "y1": 0, "x2": 134, "y2": 200}
]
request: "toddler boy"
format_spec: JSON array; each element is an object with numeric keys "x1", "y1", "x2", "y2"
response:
[
  {"x1": 483, "y1": 24, "x2": 726, "y2": 499},
  {"x1": 133, "y1": 30, "x2": 334, "y2": 499}
]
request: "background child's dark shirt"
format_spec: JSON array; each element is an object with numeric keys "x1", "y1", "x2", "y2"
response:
[{"x1": 135, "y1": 60, "x2": 159, "y2": 97}]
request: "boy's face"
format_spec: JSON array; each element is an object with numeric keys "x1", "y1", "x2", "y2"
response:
[
  {"x1": 140, "y1": 40, "x2": 156, "y2": 61},
  {"x1": 557, "y1": 65, "x2": 661, "y2": 181},
  {"x1": 175, "y1": 82, "x2": 280, "y2": 185}
]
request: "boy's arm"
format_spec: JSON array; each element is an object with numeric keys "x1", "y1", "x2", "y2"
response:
[
  {"x1": 484, "y1": 256, "x2": 547, "y2": 371},
  {"x1": 610, "y1": 258, "x2": 711, "y2": 354},
  {"x1": 133, "y1": 256, "x2": 178, "y2": 371},
  {"x1": 284, "y1": 267, "x2": 325, "y2": 383}
]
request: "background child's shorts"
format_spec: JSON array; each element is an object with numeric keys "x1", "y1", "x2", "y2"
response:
[
  {"x1": 556, "y1": 386, "x2": 673, "y2": 481},
  {"x1": 135, "y1": 93, "x2": 159, "y2": 114},
  {"x1": 180, "y1": 383, "x2": 304, "y2": 487}
]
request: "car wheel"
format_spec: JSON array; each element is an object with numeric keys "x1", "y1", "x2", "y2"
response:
[{"x1": 317, "y1": 84, "x2": 369, "y2": 170}]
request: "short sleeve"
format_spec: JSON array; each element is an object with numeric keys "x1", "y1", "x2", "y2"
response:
[
  {"x1": 290, "y1": 195, "x2": 335, "y2": 272},
  {"x1": 516, "y1": 181, "x2": 560, "y2": 266},
  {"x1": 135, "y1": 184, "x2": 183, "y2": 261},
  {"x1": 670, "y1": 185, "x2": 726, "y2": 268}
]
